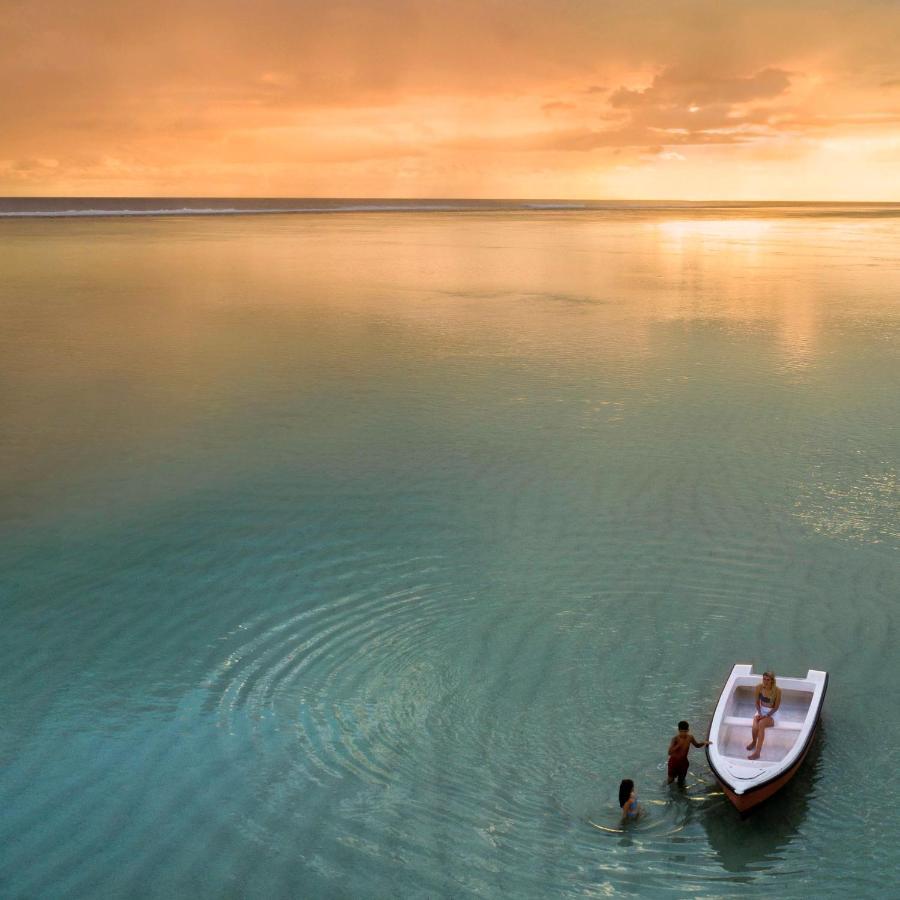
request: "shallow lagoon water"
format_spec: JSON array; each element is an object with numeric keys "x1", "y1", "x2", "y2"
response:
[{"x1": 1, "y1": 207, "x2": 898, "y2": 898}]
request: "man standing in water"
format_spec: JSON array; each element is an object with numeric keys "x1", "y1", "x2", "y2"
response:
[{"x1": 667, "y1": 720, "x2": 711, "y2": 787}]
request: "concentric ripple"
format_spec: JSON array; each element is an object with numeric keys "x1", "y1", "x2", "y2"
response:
[{"x1": 198, "y1": 552, "x2": 468, "y2": 781}]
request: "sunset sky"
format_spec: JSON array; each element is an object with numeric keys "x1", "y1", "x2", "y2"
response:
[{"x1": 3, "y1": 0, "x2": 900, "y2": 199}]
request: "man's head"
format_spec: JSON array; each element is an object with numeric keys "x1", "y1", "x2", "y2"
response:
[{"x1": 678, "y1": 720, "x2": 689, "y2": 732}]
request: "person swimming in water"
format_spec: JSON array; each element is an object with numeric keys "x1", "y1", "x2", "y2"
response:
[
  {"x1": 619, "y1": 779, "x2": 641, "y2": 821},
  {"x1": 747, "y1": 671, "x2": 781, "y2": 759}
]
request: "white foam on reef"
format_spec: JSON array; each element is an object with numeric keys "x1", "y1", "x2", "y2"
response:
[
  {"x1": 4, "y1": 200, "x2": 900, "y2": 219},
  {"x1": 0, "y1": 203, "x2": 481, "y2": 218},
  {"x1": 1, "y1": 208, "x2": 252, "y2": 217}
]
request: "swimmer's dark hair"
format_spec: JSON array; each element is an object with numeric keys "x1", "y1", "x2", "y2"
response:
[
  {"x1": 678, "y1": 720, "x2": 689, "y2": 731},
  {"x1": 619, "y1": 779, "x2": 634, "y2": 808}
]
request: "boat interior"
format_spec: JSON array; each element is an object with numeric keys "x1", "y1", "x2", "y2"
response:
[{"x1": 715, "y1": 685, "x2": 813, "y2": 764}]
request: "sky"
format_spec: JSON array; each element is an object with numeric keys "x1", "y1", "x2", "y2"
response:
[{"x1": 3, "y1": 0, "x2": 900, "y2": 199}]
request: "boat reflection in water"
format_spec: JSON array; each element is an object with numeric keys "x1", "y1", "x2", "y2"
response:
[{"x1": 701, "y1": 723, "x2": 826, "y2": 877}]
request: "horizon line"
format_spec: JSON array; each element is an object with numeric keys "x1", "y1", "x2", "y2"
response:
[{"x1": 3, "y1": 195, "x2": 900, "y2": 204}]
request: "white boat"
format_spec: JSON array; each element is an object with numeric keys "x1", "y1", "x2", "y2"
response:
[{"x1": 705, "y1": 664, "x2": 828, "y2": 813}]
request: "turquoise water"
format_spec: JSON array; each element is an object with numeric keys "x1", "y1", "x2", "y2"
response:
[{"x1": 1, "y1": 208, "x2": 898, "y2": 898}]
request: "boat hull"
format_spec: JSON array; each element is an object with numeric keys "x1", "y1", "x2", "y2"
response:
[{"x1": 714, "y1": 722, "x2": 817, "y2": 813}]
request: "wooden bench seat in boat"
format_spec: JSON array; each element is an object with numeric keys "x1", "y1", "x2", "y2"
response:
[{"x1": 722, "y1": 716, "x2": 804, "y2": 731}]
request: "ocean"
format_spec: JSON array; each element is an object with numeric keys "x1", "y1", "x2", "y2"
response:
[{"x1": 1, "y1": 200, "x2": 898, "y2": 897}]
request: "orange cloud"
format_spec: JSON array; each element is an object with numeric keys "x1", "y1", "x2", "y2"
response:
[
  {"x1": 541, "y1": 101, "x2": 578, "y2": 114},
  {"x1": 610, "y1": 67, "x2": 792, "y2": 108}
]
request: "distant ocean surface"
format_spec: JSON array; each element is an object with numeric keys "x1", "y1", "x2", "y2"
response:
[
  {"x1": 1, "y1": 201, "x2": 898, "y2": 898},
  {"x1": 3, "y1": 195, "x2": 900, "y2": 218}
]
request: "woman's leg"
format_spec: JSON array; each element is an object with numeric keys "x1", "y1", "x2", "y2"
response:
[
  {"x1": 747, "y1": 716, "x2": 759, "y2": 750},
  {"x1": 748, "y1": 717, "x2": 773, "y2": 759}
]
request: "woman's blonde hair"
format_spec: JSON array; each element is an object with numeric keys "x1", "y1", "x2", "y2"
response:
[{"x1": 762, "y1": 671, "x2": 777, "y2": 689}]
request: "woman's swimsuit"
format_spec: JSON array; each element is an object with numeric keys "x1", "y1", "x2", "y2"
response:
[
  {"x1": 759, "y1": 691, "x2": 777, "y2": 719},
  {"x1": 623, "y1": 797, "x2": 639, "y2": 818}
]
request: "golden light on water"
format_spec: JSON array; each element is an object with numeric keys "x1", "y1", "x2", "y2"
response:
[{"x1": 656, "y1": 220, "x2": 774, "y2": 242}]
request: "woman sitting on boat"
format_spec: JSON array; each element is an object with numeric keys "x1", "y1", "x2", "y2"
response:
[{"x1": 747, "y1": 671, "x2": 781, "y2": 759}]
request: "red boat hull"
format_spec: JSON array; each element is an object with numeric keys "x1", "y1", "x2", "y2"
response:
[{"x1": 715, "y1": 723, "x2": 817, "y2": 813}]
